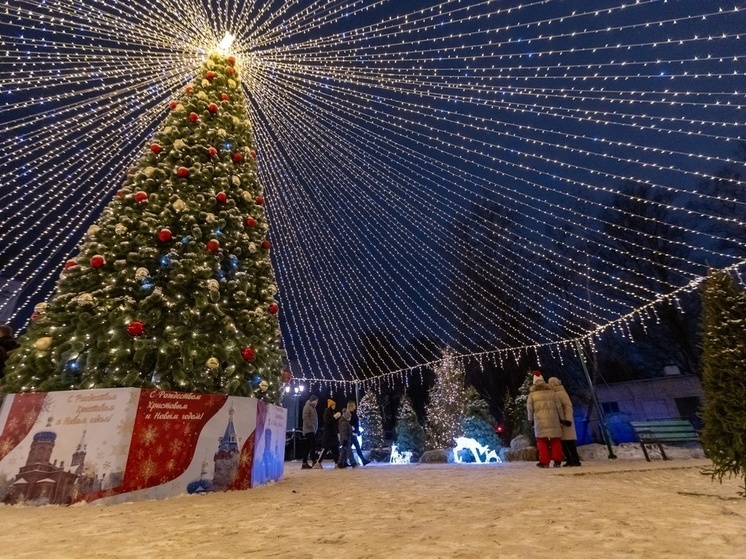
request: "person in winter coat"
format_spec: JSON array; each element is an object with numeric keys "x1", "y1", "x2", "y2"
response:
[
  {"x1": 527, "y1": 375, "x2": 566, "y2": 468},
  {"x1": 337, "y1": 410, "x2": 357, "y2": 468},
  {"x1": 313, "y1": 399, "x2": 341, "y2": 468},
  {"x1": 548, "y1": 377, "x2": 581, "y2": 467},
  {"x1": 346, "y1": 400, "x2": 369, "y2": 466},
  {"x1": 301, "y1": 395, "x2": 319, "y2": 469}
]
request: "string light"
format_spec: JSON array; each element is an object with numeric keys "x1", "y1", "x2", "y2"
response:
[{"x1": 1, "y1": 1, "x2": 744, "y2": 389}]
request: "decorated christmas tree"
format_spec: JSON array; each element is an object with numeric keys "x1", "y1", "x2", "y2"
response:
[
  {"x1": 424, "y1": 347, "x2": 467, "y2": 450},
  {"x1": 700, "y1": 269, "x2": 746, "y2": 494},
  {"x1": 461, "y1": 387, "x2": 501, "y2": 457},
  {"x1": 395, "y1": 394, "x2": 426, "y2": 458},
  {"x1": 358, "y1": 390, "x2": 385, "y2": 450},
  {"x1": 2, "y1": 50, "x2": 284, "y2": 401}
]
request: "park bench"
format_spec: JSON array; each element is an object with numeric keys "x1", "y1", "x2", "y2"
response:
[{"x1": 629, "y1": 420, "x2": 700, "y2": 462}]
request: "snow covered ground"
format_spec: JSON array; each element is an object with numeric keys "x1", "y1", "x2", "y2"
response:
[{"x1": 0, "y1": 450, "x2": 744, "y2": 558}]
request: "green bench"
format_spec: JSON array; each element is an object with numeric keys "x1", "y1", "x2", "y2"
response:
[{"x1": 629, "y1": 420, "x2": 700, "y2": 461}]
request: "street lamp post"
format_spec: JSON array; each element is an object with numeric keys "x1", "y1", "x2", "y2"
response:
[{"x1": 285, "y1": 383, "x2": 305, "y2": 459}]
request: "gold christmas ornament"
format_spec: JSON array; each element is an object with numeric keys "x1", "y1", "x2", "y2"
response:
[
  {"x1": 172, "y1": 199, "x2": 186, "y2": 212},
  {"x1": 115, "y1": 223, "x2": 127, "y2": 235},
  {"x1": 207, "y1": 279, "x2": 220, "y2": 292},
  {"x1": 206, "y1": 357, "x2": 219, "y2": 370},
  {"x1": 35, "y1": 337, "x2": 53, "y2": 351},
  {"x1": 77, "y1": 293, "x2": 94, "y2": 305},
  {"x1": 259, "y1": 380, "x2": 269, "y2": 392},
  {"x1": 135, "y1": 267, "x2": 150, "y2": 280},
  {"x1": 34, "y1": 302, "x2": 48, "y2": 313},
  {"x1": 87, "y1": 224, "x2": 100, "y2": 236}
]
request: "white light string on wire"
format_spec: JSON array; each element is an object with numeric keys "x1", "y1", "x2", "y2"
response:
[{"x1": 1, "y1": 0, "x2": 744, "y2": 389}]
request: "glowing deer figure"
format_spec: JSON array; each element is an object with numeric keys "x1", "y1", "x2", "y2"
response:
[
  {"x1": 389, "y1": 443, "x2": 413, "y2": 464},
  {"x1": 452, "y1": 437, "x2": 501, "y2": 464}
]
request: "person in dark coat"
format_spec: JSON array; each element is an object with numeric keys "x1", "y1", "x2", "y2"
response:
[
  {"x1": 337, "y1": 410, "x2": 356, "y2": 468},
  {"x1": 346, "y1": 400, "x2": 369, "y2": 466},
  {"x1": 527, "y1": 374, "x2": 565, "y2": 468},
  {"x1": 301, "y1": 395, "x2": 319, "y2": 469},
  {"x1": 313, "y1": 399, "x2": 341, "y2": 468},
  {"x1": 0, "y1": 324, "x2": 19, "y2": 381},
  {"x1": 548, "y1": 377, "x2": 581, "y2": 467}
]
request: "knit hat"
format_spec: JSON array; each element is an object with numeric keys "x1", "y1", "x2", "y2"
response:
[
  {"x1": 342, "y1": 410, "x2": 351, "y2": 421},
  {"x1": 547, "y1": 377, "x2": 561, "y2": 388},
  {"x1": 327, "y1": 399, "x2": 336, "y2": 408},
  {"x1": 532, "y1": 370, "x2": 544, "y2": 385}
]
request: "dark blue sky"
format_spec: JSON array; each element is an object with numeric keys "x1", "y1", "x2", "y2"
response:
[{"x1": 1, "y1": 1, "x2": 744, "y2": 383}]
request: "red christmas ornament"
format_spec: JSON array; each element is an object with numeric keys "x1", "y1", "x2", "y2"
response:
[
  {"x1": 207, "y1": 146, "x2": 218, "y2": 157},
  {"x1": 250, "y1": 150, "x2": 257, "y2": 159},
  {"x1": 261, "y1": 239, "x2": 271, "y2": 250},
  {"x1": 244, "y1": 217, "x2": 256, "y2": 228},
  {"x1": 90, "y1": 255, "x2": 105, "y2": 269},
  {"x1": 128, "y1": 321, "x2": 144, "y2": 336},
  {"x1": 157, "y1": 228, "x2": 173, "y2": 243},
  {"x1": 169, "y1": 101, "x2": 178, "y2": 110},
  {"x1": 208, "y1": 103, "x2": 219, "y2": 114},
  {"x1": 220, "y1": 93, "x2": 230, "y2": 101},
  {"x1": 31, "y1": 311, "x2": 40, "y2": 320},
  {"x1": 116, "y1": 190, "x2": 124, "y2": 198},
  {"x1": 176, "y1": 167, "x2": 189, "y2": 178},
  {"x1": 206, "y1": 70, "x2": 216, "y2": 81},
  {"x1": 64, "y1": 259, "x2": 77, "y2": 270},
  {"x1": 282, "y1": 370, "x2": 292, "y2": 383},
  {"x1": 255, "y1": 195, "x2": 265, "y2": 206},
  {"x1": 188, "y1": 112, "x2": 200, "y2": 123},
  {"x1": 268, "y1": 303, "x2": 279, "y2": 315},
  {"x1": 232, "y1": 152, "x2": 243, "y2": 163},
  {"x1": 228, "y1": 56, "x2": 236, "y2": 65},
  {"x1": 216, "y1": 192, "x2": 227, "y2": 204},
  {"x1": 206, "y1": 239, "x2": 220, "y2": 252},
  {"x1": 185, "y1": 84, "x2": 194, "y2": 94},
  {"x1": 241, "y1": 346, "x2": 256, "y2": 362},
  {"x1": 226, "y1": 66, "x2": 235, "y2": 75},
  {"x1": 150, "y1": 143, "x2": 162, "y2": 154},
  {"x1": 134, "y1": 191, "x2": 148, "y2": 203}
]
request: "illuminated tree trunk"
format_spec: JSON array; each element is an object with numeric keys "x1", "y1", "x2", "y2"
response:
[{"x1": 2, "y1": 52, "x2": 284, "y2": 400}]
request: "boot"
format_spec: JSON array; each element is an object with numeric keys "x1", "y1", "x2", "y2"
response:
[{"x1": 301, "y1": 462, "x2": 312, "y2": 470}]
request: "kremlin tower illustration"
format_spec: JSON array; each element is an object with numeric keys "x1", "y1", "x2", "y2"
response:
[{"x1": 187, "y1": 405, "x2": 242, "y2": 494}]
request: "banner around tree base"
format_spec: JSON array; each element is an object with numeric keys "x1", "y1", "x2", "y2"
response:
[{"x1": 0, "y1": 388, "x2": 286, "y2": 506}]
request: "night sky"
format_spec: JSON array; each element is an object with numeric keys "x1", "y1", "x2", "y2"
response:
[{"x1": 1, "y1": 0, "x2": 744, "y2": 385}]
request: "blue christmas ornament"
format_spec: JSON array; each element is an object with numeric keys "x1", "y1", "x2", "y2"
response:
[
  {"x1": 181, "y1": 236, "x2": 189, "y2": 244},
  {"x1": 216, "y1": 269, "x2": 226, "y2": 280},
  {"x1": 160, "y1": 255, "x2": 170, "y2": 267},
  {"x1": 253, "y1": 374, "x2": 262, "y2": 385},
  {"x1": 229, "y1": 255, "x2": 239, "y2": 270}
]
